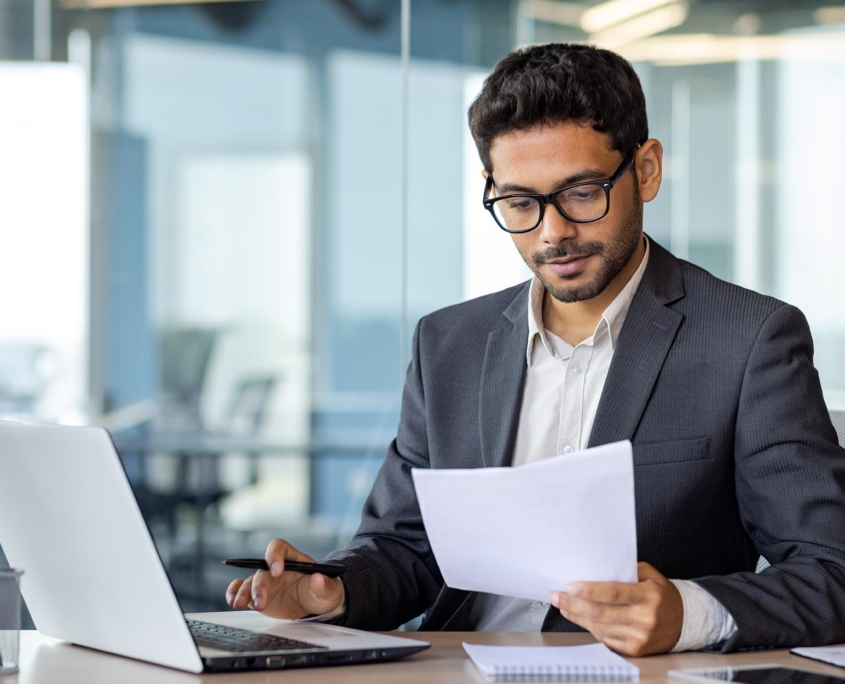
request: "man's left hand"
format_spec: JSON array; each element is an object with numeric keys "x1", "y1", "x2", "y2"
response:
[{"x1": 550, "y1": 562, "x2": 683, "y2": 657}]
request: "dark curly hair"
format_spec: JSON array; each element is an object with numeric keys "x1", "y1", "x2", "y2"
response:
[{"x1": 468, "y1": 43, "x2": 648, "y2": 171}]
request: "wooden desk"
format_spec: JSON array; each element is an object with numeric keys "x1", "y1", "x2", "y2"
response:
[{"x1": 9, "y1": 630, "x2": 845, "y2": 684}]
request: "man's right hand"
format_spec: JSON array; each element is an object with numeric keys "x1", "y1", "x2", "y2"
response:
[{"x1": 225, "y1": 539, "x2": 344, "y2": 620}]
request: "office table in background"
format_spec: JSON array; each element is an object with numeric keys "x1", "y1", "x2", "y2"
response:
[{"x1": 11, "y1": 630, "x2": 845, "y2": 684}]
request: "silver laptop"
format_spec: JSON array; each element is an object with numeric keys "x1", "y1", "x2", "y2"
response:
[{"x1": 0, "y1": 421, "x2": 429, "y2": 673}]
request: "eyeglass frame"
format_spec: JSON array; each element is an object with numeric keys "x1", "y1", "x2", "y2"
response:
[{"x1": 482, "y1": 144, "x2": 640, "y2": 234}]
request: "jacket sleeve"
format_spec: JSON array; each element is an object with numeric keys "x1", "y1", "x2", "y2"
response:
[
  {"x1": 325, "y1": 317, "x2": 443, "y2": 630},
  {"x1": 694, "y1": 304, "x2": 845, "y2": 650}
]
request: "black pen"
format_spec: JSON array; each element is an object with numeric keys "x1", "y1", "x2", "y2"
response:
[{"x1": 222, "y1": 558, "x2": 346, "y2": 578}]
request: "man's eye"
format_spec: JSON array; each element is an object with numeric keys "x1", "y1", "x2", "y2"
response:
[
  {"x1": 562, "y1": 187, "x2": 602, "y2": 202},
  {"x1": 505, "y1": 198, "x2": 536, "y2": 211}
]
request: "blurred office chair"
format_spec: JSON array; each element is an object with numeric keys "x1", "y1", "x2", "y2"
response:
[
  {"x1": 159, "y1": 328, "x2": 219, "y2": 430},
  {"x1": 177, "y1": 374, "x2": 279, "y2": 503},
  {"x1": 131, "y1": 327, "x2": 219, "y2": 532},
  {"x1": 161, "y1": 374, "x2": 279, "y2": 608},
  {"x1": 146, "y1": 374, "x2": 279, "y2": 535}
]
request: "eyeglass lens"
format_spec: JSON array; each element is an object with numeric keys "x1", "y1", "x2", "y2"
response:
[{"x1": 491, "y1": 184, "x2": 608, "y2": 232}]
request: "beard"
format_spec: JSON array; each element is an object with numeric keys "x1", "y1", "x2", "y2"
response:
[{"x1": 524, "y1": 189, "x2": 643, "y2": 304}]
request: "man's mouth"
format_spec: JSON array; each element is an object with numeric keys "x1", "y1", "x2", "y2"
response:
[
  {"x1": 543, "y1": 254, "x2": 593, "y2": 276},
  {"x1": 545, "y1": 254, "x2": 592, "y2": 264}
]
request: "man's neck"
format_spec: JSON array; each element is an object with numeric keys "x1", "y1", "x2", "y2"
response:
[{"x1": 542, "y1": 236, "x2": 646, "y2": 346}]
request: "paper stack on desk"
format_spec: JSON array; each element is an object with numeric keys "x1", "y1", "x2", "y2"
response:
[{"x1": 411, "y1": 440, "x2": 637, "y2": 602}]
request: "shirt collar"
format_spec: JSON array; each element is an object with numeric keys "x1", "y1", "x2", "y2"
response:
[{"x1": 526, "y1": 236, "x2": 651, "y2": 367}]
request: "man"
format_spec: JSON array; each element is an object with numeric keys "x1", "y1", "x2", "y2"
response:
[{"x1": 226, "y1": 43, "x2": 845, "y2": 655}]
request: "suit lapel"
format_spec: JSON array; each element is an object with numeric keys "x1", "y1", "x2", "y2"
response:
[
  {"x1": 588, "y1": 239, "x2": 686, "y2": 448},
  {"x1": 479, "y1": 283, "x2": 530, "y2": 468}
]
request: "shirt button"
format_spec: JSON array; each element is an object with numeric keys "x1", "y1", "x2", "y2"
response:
[
  {"x1": 563, "y1": 445, "x2": 574, "y2": 455},
  {"x1": 540, "y1": 601, "x2": 550, "y2": 609},
  {"x1": 570, "y1": 364, "x2": 582, "y2": 375}
]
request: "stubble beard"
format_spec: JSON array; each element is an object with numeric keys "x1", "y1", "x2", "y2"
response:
[{"x1": 526, "y1": 192, "x2": 643, "y2": 304}]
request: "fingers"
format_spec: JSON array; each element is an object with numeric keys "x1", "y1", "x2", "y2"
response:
[
  {"x1": 252, "y1": 539, "x2": 316, "y2": 611},
  {"x1": 559, "y1": 562, "x2": 663, "y2": 607},
  {"x1": 549, "y1": 567, "x2": 683, "y2": 657},
  {"x1": 560, "y1": 580, "x2": 639, "y2": 605},
  {"x1": 225, "y1": 578, "x2": 243, "y2": 606},
  {"x1": 598, "y1": 628, "x2": 657, "y2": 657},
  {"x1": 553, "y1": 596, "x2": 660, "y2": 656},
  {"x1": 228, "y1": 575, "x2": 254, "y2": 610},
  {"x1": 554, "y1": 593, "x2": 640, "y2": 626},
  {"x1": 553, "y1": 589, "x2": 658, "y2": 639},
  {"x1": 224, "y1": 539, "x2": 344, "y2": 618},
  {"x1": 265, "y1": 538, "x2": 315, "y2": 577}
]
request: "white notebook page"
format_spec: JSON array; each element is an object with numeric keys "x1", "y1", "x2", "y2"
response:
[{"x1": 463, "y1": 642, "x2": 640, "y2": 682}]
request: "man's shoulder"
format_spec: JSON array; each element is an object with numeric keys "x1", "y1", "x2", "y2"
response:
[
  {"x1": 644, "y1": 239, "x2": 806, "y2": 342},
  {"x1": 677, "y1": 258, "x2": 788, "y2": 318},
  {"x1": 647, "y1": 238, "x2": 786, "y2": 317}
]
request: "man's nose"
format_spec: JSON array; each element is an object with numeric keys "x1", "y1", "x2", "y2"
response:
[{"x1": 537, "y1": 200, "x2": 578, "y2": 244}]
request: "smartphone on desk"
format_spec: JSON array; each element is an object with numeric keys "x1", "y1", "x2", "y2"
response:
[{"x1": 669, "y1": 665, "x2": 845, "y2": 684}]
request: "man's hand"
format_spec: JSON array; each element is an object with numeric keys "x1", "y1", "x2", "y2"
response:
[
  {"x1": 550, "y1": 562, "x2": 683, "y2": 656},
  {"x1": 226, "y1": 539, "x2": 344, "y2": 620}
]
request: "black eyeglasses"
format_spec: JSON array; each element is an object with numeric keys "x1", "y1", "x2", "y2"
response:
[{"x1": 482, "y1": 146, "x2": 638, "y2": 234}]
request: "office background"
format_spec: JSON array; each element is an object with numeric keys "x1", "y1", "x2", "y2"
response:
[{"x1": 1, "y1": 0, "x2": 844, "y2": 619}]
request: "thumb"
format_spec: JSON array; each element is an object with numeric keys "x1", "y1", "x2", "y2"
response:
[
  {"x1": 637, "y1": 561, "x2": 664, "y2": 581},
  {"x1": 305, "y1": 573, "x2": 343, "y2": 606}
]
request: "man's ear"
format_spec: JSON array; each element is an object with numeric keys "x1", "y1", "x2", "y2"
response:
[
  {"x1": 635, "y1": 139, "x2": 663, "y2": 203},
  {"x1": 482, "y1": 169, "x2": 489, "y2": 181}
]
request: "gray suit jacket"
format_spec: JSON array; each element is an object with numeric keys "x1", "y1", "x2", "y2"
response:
[{"x1": 328, "y1": 238, "x2": 845, "y2": 651}]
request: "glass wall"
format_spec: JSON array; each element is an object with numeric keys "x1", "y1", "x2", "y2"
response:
[{"x1": 1, "y1": 0, "x2": 844, "y2": 617}]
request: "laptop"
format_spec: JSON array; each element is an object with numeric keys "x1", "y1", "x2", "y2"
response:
[{"x1": 0, "y1": 421, "x2": 429, "y2": 673}]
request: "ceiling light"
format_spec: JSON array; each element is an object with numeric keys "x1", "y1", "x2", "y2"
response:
[
  {"x1": 589, "y1": 1, "x2": 688, "y2": 49},
  {"x1": 581, "y1": 0, "x2": 675, "y2": 34},
  {"x1": 613, "y1": 32, "x2": 845, "y2": 66},
  {"x1": 521, "y1": 0, "x2": 585, "y2": 28},
  {"x1": 615, "y1": 34, "x2": 776, "y2": 65}
]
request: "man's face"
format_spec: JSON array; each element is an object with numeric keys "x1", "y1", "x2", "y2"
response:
[{"x1": 487, "y1": 122, "x2": 643, "y2": 304}]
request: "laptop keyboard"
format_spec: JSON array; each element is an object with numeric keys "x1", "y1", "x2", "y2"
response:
[{"x1": 187, "y1": 618, "x2": 327, "y2": 653}]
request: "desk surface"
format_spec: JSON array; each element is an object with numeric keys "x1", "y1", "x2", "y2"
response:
[{"x1": 9, "y1": 630, "x2": 845, "y2": 684}]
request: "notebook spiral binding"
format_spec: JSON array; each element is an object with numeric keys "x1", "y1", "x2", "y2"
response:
[{"x1": 489, "y1": 663, "x2": 639, "y2": 682}]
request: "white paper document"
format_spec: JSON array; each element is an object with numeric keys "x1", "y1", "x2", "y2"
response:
[
  {"x1": 791, "y1": 644, "x2": 845, "y2": 668},
  {"x1": 411, "y1": 440, "x2": 637, "y2": 602}
]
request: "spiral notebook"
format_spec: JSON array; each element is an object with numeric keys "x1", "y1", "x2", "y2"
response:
[{"x1": 463, "y1": 642, "x2": 640, "y2": 682}]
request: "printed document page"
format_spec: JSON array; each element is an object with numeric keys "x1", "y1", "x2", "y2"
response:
[{"x1": 411, "y1": 440, "x2": 637, "y2": 602}]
